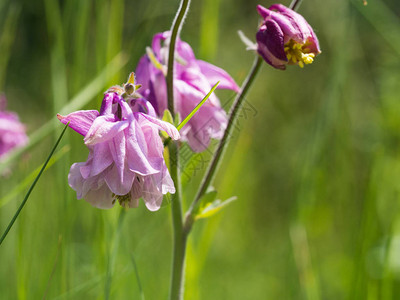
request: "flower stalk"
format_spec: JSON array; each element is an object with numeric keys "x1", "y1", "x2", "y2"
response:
[
  {"x1": 185, "y1": 55, "x2": 263, "y2": 231},
  {"x1": 166, "y1": 0, "x2": 191, "y2": 299},
  {"x1": 290, "y1": 0, "x2": 303, "y2": 10},
  {"x1": 166, "y1": 0, "x2": 191, "y2": 118},
  {"x1": 168, "y1": 0, "x2": 307, "y2": 298}
]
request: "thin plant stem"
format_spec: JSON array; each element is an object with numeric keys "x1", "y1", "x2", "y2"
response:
[
  {"x1": 166, "y1": 0, "x2": 191, "y2": 299},
  {"x1": 289, "y1": 0, "x2": 303, "y2": 10},
  {"x1": 0, "y1": 123, "x2": 69, "y2": 246},
  {"x1": 169, "y1": 141, "x2": 186, "y2": 300},
  {"x1": 182, "y1": 0, "x2": 305, "y2": 232},
  {"x1": 166, "y1": 0, "x2": 191, "y2": 118},
  {"x1": 185, "y1": 55, "x2": 263, "y2": 231}
]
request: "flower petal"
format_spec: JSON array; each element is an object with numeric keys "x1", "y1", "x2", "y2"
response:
[
  {"x1": 125, "y1": 119, "x2": 159, "y2": 176},
  {"x1": 105, "y1": 163, "x2": 135, "y2": 195},
  {"x1": 142, "y1": 175, "x2": 164, "y2": 211},
  {"x1": 135, "y1": 55, "x2": 152, "y2": 92},
  {"x1": 257, "y1": 4, "x2": 272, "y2": 19},
  {"x1": 85, "y1": 183, "x2": 114, "y2": 209},
  {"x1": 57, "y1": 110, "x2": 99, "y2": 136},
  {"x1": 89, "y1": 143, "x2": 113, "y2": 177},
  {"x1": 196, "y1": 60, "x2": 240, "y2": 92},
  {"x1": 84, "y1": 115, "x2": 129, "y2": 145},
  {"x1": 256, "y1": 23, "x2": 287, "y2": 69},
  {"x1": 137, "y1": 113, "x2": 180, "y2": 140},
  {"x1": 107, "y1": 130, "x2": 127, "y2": 181}
]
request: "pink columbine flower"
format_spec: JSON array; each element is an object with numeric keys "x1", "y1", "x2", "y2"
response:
[
  {"x1": 135, "y1": 32, "x2": 240, "y2": 152},
  {"x1": 58, "y1": 90, "x2": 180, "y2": 211},
  {"x1": 256, "y1": 4, "x2": 321, "y2": 69},
  {"x1": 0, "y1": 94, "x2": 28, "y2": 159}
]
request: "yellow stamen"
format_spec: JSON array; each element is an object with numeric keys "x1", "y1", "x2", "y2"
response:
[{"x1": 284, "y1": 39, "x2": 316, "y2": 68}]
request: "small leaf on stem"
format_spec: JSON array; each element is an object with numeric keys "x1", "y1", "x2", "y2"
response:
[
  {"x1": 195, "y1": 196, "x2": 237, "y2": 220},
  {"x1": 177, "y1": 81, "x2": 219, "y2": 131}
]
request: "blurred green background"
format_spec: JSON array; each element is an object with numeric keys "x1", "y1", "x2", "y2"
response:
[{"x1": 1, "y1": 0, "x2": 400, "y2": 298}]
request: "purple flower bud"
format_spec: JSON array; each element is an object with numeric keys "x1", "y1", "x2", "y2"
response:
[
  {"x1": 136, "y1": 32, "x2": 240, "y2": 152},
  {"x1": 0, "y1": 95, "x2": 28, "y2": 159},
  {"x1": 256, "y1": 4, "x2": 321, "y2": 69},
  {"x1": 58, "y1": 91, "x2": 180, "y2": 211}
]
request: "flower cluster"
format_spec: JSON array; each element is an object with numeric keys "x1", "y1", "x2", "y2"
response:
[
  {"x1": 256, "y1": 4, "x2": 320, "y2": 69},
  {"x1": 58, "y1": 80, "x2": 180, "y2": 210},
  {"x1": 136, "y1": 32, "x2": 240, "y2": 152},
  {"x1": 60, "y1": 4, "x2": 321, "y2": 210},
  {"x1": 0, "y1": 94, "x2": 28, "y2": 159}
]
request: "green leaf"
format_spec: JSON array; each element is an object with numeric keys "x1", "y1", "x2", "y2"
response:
[
  {"x1": 163, "y1": 83, "x2": 218, "y2": 148},
  {"x1": 195, "y1": 196, "x2": 237, "y2": 220},
  {"x1": 174, "y1": 112, "x2": 181, "y2": 128},
  {"x1": 193, "y1": 188, "x2": 217, "y2": 214},
  {"x1": 161, "y1": 109, "x2": 174, "y2": 139},
  {"x1": 177, "y1": 81, "x2": 219, "y2": 131}
]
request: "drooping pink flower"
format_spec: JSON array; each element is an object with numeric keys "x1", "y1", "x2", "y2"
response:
[
  {"x1": 256, "y1": 4, "x2": 321, "y2": 69},
  {"x1": 58, "y1": 91, "x2": 180, "y2": 210},
  {"x1": 136, "y1": 32, "x2": 240, "y2": 152},
  {"x1": 0, "y1": 95, "x2": 28, "y2": 159}
]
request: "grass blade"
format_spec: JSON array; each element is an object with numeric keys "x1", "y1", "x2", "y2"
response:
[
  {"x1": 130, "y1": 252, "x2": 145, "y2": 300},
  {"x1": 0, "y1": 3, "x2": 21, "y2": 90},
  {"x1": 0, "y1": 123, "x2": 69, "y2": 246},
  {"x1": 0, "y1": 145, "x2": 70, "y2": 208}
]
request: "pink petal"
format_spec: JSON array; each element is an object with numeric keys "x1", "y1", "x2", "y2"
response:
[
  {"x1": 85, "y1": 183, "x2": 114, "y2": 209},
  {"x1": 136, "y1": 113, "x2": 180, "y2": 140},
  {"x1": 125, "y1": 120, "x2": 159, "y2": 176},
  {"x1": 135, "y1": 55, "x2": 152, "y2": 92},
  {"x1": 105, "y1": 163, "x2": 135, "y2": 196},
  {"x1": 142, "y1": 175, "x2": 164, "y2": 211},
  {"x1": 89, "y1": 143, "x2": 113, "y2": 177},
  {"x1": 257, "y1": 5, "x2": 272, "y2": 19},
  {"x1": 196, "y1": 60, "x2": 240, "y2": 92},
  {"x1": 256, "y1": 20, "x2": 287, "y2": 62},
  {"x1": 84, "y1": 115, "x2": 129, "y2": 145},
  {"x1": 57, "y1": 110, "x2": 99, "y2": 136},
  {"x1": 107, "y1": 131, "x2": 126, "y2": 180}
]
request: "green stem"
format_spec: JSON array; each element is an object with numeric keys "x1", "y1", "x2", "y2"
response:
[
  {"x1": 166, "y1": 0, "x2": 191, "y2": 118},
  {"x1": 169, "y1": 141, "x2": 186, "y2": 300},
  {"x1": 289, "y1": 0, "x2": 303, "y2": 10},
  {"x1": 185, "y1": 55, "x2": 263, "y2": 231},
  {"x1": 166, "y1": 0, "x2": 191, "y2": 299},
  {"x1": 0, "y1": 123, "x2": 69, "y2": 246}
]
